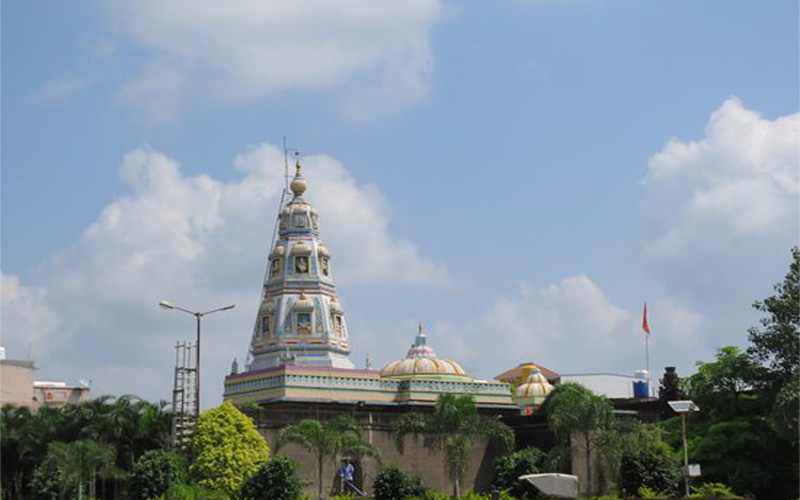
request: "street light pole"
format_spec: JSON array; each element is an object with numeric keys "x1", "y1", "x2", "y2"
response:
[
  {"x1": 159, "y1": 301, "x2": 235, "y2": 423},
  {"x1": 681, "y1": 412, "x2": 689, "y2": 497},
  {"x1": 668, "y1": 400, "x2": 699, "y2": 498}
]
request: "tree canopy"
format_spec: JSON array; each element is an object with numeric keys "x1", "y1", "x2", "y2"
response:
[
  {"x1": 276, "y1": 415, "x2": 378, "y2": 500},
  {"x1": 189, "y1": 401, "x2": 270, "y2": 496},
  {"x1": 394, "y1": 394, "x2": 513, "y2": 497}
]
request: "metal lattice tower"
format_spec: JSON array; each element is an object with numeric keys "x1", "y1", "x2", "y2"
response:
[{"x1": 171, "y1": 341, "x2": 197, "y2": 450}]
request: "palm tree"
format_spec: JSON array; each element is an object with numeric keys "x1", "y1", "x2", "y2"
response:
[
  {"x1": 276, "y1": 416, "x2": 379, "y2": 499},
  {"x1": 46, "y1": 440, "x2": 116, "y2": 500},
  {"x1": 394, "y1": 394, "x2": 514, "y2": 497},
  {"x1": 541, "y1": 382, "x2": 613, "y2": 495}
]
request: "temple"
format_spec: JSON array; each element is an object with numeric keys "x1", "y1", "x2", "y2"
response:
[{"x1": 223, "y1": 160, "x2": 515, "y2": 410}]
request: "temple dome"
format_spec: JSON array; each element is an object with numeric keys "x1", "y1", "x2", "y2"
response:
[
  {"x1": 514, "y1": 366, "x2": 553, "y2": 398},
  {"x1": 380, "y1": 325, "x2": 468, "y2": 380}
]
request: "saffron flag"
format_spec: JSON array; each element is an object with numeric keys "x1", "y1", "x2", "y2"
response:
[{"x1": 642, "y1": 303, "x2": 650, "y2": 335}]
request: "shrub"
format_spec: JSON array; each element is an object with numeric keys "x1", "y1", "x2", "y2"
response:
[
  {"x1": 190, "y1": 401, "x2": 270, "y2": 496},
  {"x1": 129, "y1": 450, "x2": 186, "y2": 500},
  {"x1": 30, "y1": 462, "x2": 63, "y2": 500},
  {"x1": 159, "y1": 483, "x2": 230, "y2": 500},
  {"x1": 239, "y1": 455, "x2": 303, "y2": 500},
  {"x1": 491, "y1": 446, "x2": 546, "y2": 498},
  {"x1": 618, "y1": 443, "x2": 680, "y2": 496},
  {"x1": 373, "y1": 465, "x2": 427, "y2": 500},
  {"x1": 687, "y1": 482, "x2": 742, "y2": 499},
  {"x1": 637, "y1": 486, "x2": 670, "y2": 499}
]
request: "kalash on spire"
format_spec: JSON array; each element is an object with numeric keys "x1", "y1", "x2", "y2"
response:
[{"x1": 248, "y1": 158, "x2": 354, "y2": 370}]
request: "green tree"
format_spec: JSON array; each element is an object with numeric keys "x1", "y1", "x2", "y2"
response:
[
  {"x1": 277, "y1": 416, "x2": 379, "y2": 500},
  {"x1": 128, "y1": 449, "x2": 185, "y2": 500},
  {"x1": 541, "y1": 382, "x2": 613, "y2": 495},
  {"x1": 189, "y1": 401, "x2": 270, "y2": 497},
  {"x1": 240, "y1": 455, "x2": 304, "y2": 500},
  {"x1": 491, "y1": 446, "x2": 545, "y2": 498},
  {"x1": 394, "y1": 394, "x2": 513, "y2": 497},
  {"x1": 747, "y1": 247, "x2": 799, "y2": 383},
  {"x1": 372, "y1": 465, "x2": 427, "y2": 500},
  {"x1": 44, "y1": 440, "x2": 116, "y2": 500}
]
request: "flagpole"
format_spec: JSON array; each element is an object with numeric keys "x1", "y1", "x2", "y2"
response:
[
  {"x1": 643, "y1": 302, "x2": 652, "y2": 397},
  {"x1": 645, "y1": 329, "x2": 651, "y2": 396}
]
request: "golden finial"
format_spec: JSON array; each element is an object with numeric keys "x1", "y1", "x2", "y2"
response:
[
  {"x1": 418, "y1": 322, "x2": 423, "y2": 335},
  {"x1": 295, "y1": 157, "x2": 302, "y2": 176}
]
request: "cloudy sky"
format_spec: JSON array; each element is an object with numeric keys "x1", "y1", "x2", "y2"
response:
[{"x1": 2, "y1": 0, "x2": 798, "y2": 407}]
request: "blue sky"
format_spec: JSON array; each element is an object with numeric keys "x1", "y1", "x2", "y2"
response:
[{"x1": 2, "y1": 0, "x2": 798, "y2": 406}]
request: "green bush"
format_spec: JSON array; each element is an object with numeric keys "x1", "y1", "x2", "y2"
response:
[
  {"x1": 190, "y1": 402, "x2": 270, "y2": 496},
  {"x1": 158, "y1": 483, "x2": 230, "y2": 500},
  {"x1": 618, "y1": 441, "x2": 680, "y2": 496},
  {"x1": 129, "y1": 449, "x2": 186, "y2": 500},
  {"x1": 491, "y1": 446, "x2": 546, "y2": 498},
  {"x1": 687, "y1": 482, "x2": 742, "y2": 499},
  {"x1": 637, "y1": 486, "x2": 670, "y2": 499},
  {"x1": 372, "y1": 465, "x2": 427, "y2": 500},
  {"x1": 239, "y1": 455, "x2": 303, "y2": 500},
  {"x1": 30, "y1": 462, "x2": 63, "y2": 500}
]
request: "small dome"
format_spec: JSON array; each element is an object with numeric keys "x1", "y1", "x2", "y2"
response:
[
  {"x1": 318, "y1": 244, "x2": 330, "y2": 257},
  {"x1": 380, "y1": 325, "x2": 469, "y2": 380},
  {"x1": 329, "y1": 298, "x2": 343, "y2": 313},
  {"x1": 259, "y1": 299, "x2": 276, "y2": 313},
  {"x1": 514, "y1": 367, "x2": 553, "y2": 398},
  {"x1": 270, "y1": 245, "x2": 285, "y2": 257}
]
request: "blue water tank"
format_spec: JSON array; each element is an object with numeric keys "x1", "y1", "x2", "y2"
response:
[{"x1": 633, "y1": 380, "x2": 649, "y2": 398}]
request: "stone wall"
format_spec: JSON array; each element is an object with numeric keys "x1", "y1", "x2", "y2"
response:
[{"x1": 245, "y1": 402, "x2": 513, "y2": 497}]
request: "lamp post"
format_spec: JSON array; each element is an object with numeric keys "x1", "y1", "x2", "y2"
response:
[
  {"x1": 159, "y1": 300, "x2": 235, "y2": 422},
  {"x1": 668, "y1": 400, "x2": 700, "y2": 497}
]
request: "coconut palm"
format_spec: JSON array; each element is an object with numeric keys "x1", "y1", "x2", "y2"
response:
[
  {"x1": 45, "y1": 440, "x2": 116, "y2": 500},
  {"x1": 541, "y1": 382, "x2": 613, "y2": 495},
  {"x1": 394, "y1": 394, "x2": 513, "y2": 497},
  {"x1": 277, "y1": 416, "x2": 379, "y2": 499}
]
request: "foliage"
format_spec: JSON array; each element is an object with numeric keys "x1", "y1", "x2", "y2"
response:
[
  {"x1": 541, "y1": 382, "x2": 613, "y2": 495},
  {"x1": 637, "y1": 486, "x2": 670, "y2": 499},
  {"x1": 30, "y1": 461, "x2": 64, "y2": 500},
  {"x1": 672, "y1": 249, "x2": 800, "y2": 500},
  {"x1": 277, "y1": 415, "x2": 378, "y2": 500},
  {"x1": 394, "y1": 394, "x2": 513, "y2": 497},
  {"x1": 613, "y1": 423, "x2": 679, "y2": 496},
  {"x1": 129, "y1": 449, "x2": 186, "y2": 500},
  {"x1": 372, "y1": 465, "x2": 427, "y2": 500},
  {"x1": 687, "y1": 482, "x2": 742, "y2": 499},
  {"x1": 44, "y1": 440, "x2": 116, "y2": 500},
  {"x1": 157, "y1": 483, "x2": 231, "y2": 500},
  {"x1": 747, "y1": 247, "x2": 799, "y2": 383},
  {"x1": 240, "y1": 455, "x2": 303, "y2": 500},
  {"x1": 491, "y1": 446, "x2": 545, "y2": 498},
  {"x1": 190, "y1": 401, "x2": 270, "y2": 497},
  {"x1": 2, "y1": 395, "x2": 171, "y2": 500}
]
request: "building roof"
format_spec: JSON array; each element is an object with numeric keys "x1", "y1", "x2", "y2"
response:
[{"x1": 494, "y1": 362, "x2": 559, "y2": 383}]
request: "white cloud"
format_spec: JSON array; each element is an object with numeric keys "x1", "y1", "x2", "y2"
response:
[
  {"x1": 0, "y1": 273, "x2": 61, "y2": 360},
  {"x1": 37, "y1": 76, "x2": 89, "y2": 105},
  {"x1": 434, "y1": 275, "x2": 637, "y2": 378},
  {"x1": 644, "y1": 98, "x2": 799, "y2": 318},
  {"x1": 103, "y1": 0, "x2": 442, "y2": 118},
  {"x1": 1, "y1": 143, "x2": 446, "y2": 403}
]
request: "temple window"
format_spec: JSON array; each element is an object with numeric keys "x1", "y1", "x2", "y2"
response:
[
  {"x1": 296, "y1": 313, "x2": 312, "y2": 334},
  {"x1": 270, "y1": 258, "x2": 281, "y2": 277},
  {"x1": 333, "y1": 314, "x2": 343, "y2": 333},
  {"x1": 321, "y1": 257, "x2": 329, "y2": 276},
  {"x1": 294, "y1": 214, "x2": 306, "y2": 228},
  {"x1": 260, "y1": 315, "x2": 271, "y2": 335},
  {"x1": 294, "y1": 256, "x2": 309, "y2": 274}
]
